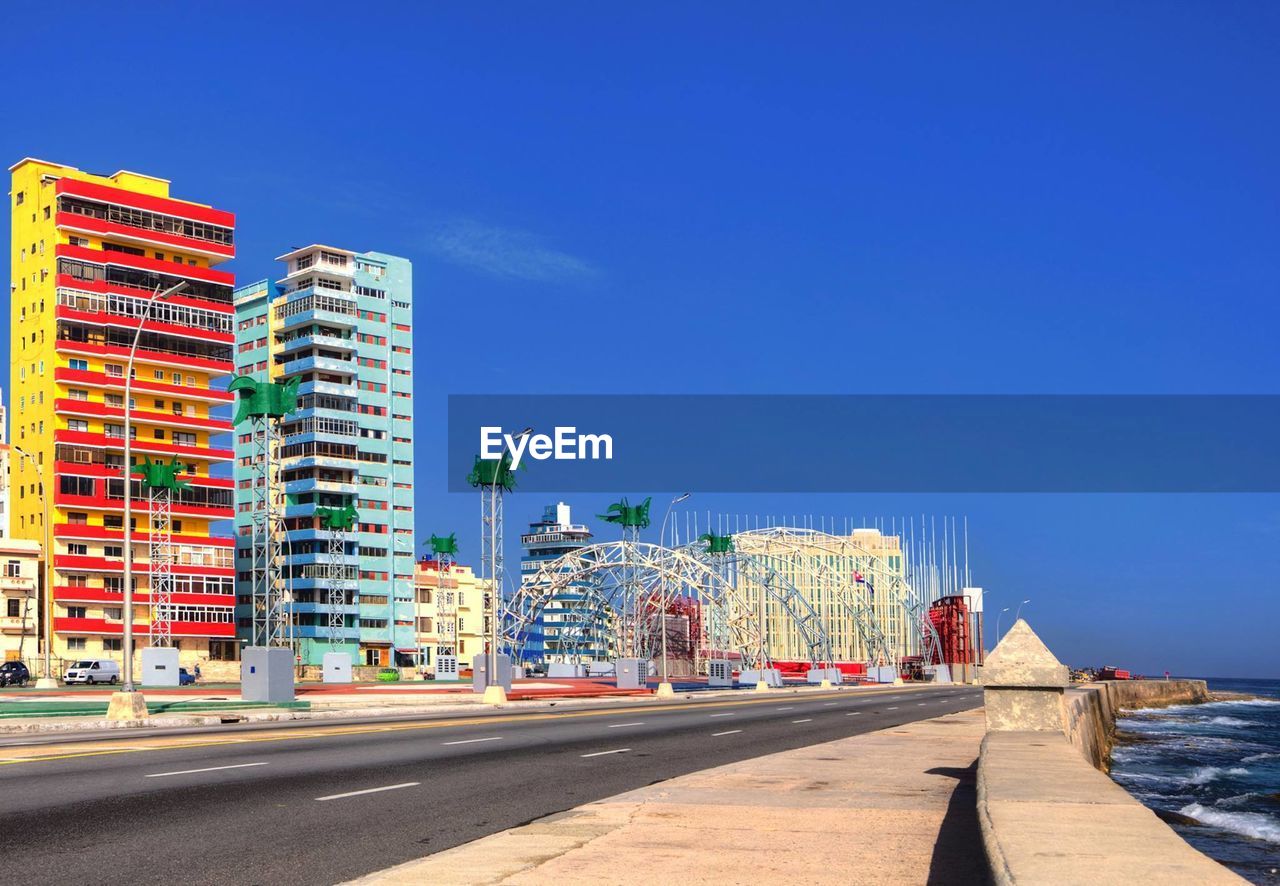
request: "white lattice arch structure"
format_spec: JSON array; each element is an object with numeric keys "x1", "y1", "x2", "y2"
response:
[{"x1": 506, "y1": 541, "x2": 834, "y2": 670}]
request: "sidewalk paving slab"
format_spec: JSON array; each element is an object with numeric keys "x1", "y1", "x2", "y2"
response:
[{"x1": 346, "y1": 709, "x2": 988, "y2": 886}]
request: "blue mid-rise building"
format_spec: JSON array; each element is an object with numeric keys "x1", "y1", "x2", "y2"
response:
[
  {"x1": 232, "y1": 245, "x2": 415, "y2": 667},
  {"x1": 518, "y1": 502, "x2": 609, "y2": 664}
]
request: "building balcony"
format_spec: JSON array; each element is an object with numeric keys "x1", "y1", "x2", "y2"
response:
[
  {"x1": 55, "y1": 178, "x2": 234, "y2": 262},
  {"x1": 0, "y1": 615, "x2": 37, "y2": 635},
  {"x1": 53, "y1": 616, "x2": 235, "y2": 639},
  {"x1": 55, "y1": 335, "x2": 234, "y2": 376},
  {"x1": 54, "y1": 428, "x2": 235, "y2": 462},
  {"x1": 55, "y1": 399, "x2": 232, "y2": 434},
  {"x1": 277, "y1": 332, "x2": 355, "y2": 355},
  {"x1": 274, "y1": 354, "x2": 355, "y2": 378},
  {"x1": 55, "y1": 297, "x2": 233, "y2": 344},
  {"x1": 54, "y1": 367, "x2": 233, "y2": 404},
  {"x1": 282, "y1": 478, "x2": 358, "y2": 497}
]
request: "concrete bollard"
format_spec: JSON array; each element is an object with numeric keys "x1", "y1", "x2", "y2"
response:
[{"x1": 980, "y1": 619, "x2": 1068, "y2": 732}]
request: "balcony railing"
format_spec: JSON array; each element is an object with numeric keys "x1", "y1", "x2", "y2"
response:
[
  {"x1": 58, "y1": 321, "x2": 233, "y2": 365},
  {"x1": 58, "y1": 257, "x2": 232, "y2": 305},
  {"x1": 59, "y1": 195, "x2": 234, "y2": 247},
  {"x1": 58, "y1": 287, "x2": 233, "y2": 336}
]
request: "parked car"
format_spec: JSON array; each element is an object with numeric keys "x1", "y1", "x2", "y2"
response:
[
  {"x1": 0, "y1": 661, "x2": 30, "y2": 687},
  {"x1": 178, "y1": 668, "x2": 195, "y2": 686},
  {"x1": 62, "y1": 659, "x2": 120, "y2": 685}
]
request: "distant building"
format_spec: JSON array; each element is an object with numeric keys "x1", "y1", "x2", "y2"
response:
[
  {"x1": 0, "y1": 537, "x2": 41, "y2": 663},
  {"x1": 232, "y1": 245, "x2": 415, "y2": 667},
  {"x1": 518, "y1": 502, "x2": 603, "y2": 664},
  {"x1": 412, "y1": 559, "x2": 492, "y2": 670},
  {"x1": 734, "y1": 526, "x2": 914, "y2": 664}
]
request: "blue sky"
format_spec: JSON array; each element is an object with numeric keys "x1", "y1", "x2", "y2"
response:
[{"x1": 3, "y1": 2, "x2": 1277, "y2": 677}]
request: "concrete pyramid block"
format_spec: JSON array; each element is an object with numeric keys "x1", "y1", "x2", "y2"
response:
[{"x1": 982, "y1": 619, "x2": 1068, "y2": 688}]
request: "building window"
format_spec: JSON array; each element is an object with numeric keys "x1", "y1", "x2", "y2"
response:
[
  {"x1": 67, "y1": 638, "x2": 87, "y2": 651},
  {"x1": 67, "y1": 543, "x2": 89, "y2": 556},
  {"x1": 66, "y1": 606, "x2": 87, "y2": 619},
  {"x1": 6, "y1": 599, "x2": 19, "y2": 617},
  {"x1": 103, "y1": 638, "x2": 122, "y2": 652}
]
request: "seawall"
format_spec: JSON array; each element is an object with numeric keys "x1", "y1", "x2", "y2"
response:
[
  {"x1": 1062, "y1": 678, "x2": 1211, "y2": 769},
  {"x1": 977, "y1": 621, "x2": 1241, "y2": 885}
]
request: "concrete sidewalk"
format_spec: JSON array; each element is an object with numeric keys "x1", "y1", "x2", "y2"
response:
[{"x1": 348, "y1": 709, "x2": 988, "y2": 886}]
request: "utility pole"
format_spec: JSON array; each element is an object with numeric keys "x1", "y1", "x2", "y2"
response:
[{"x1": 109, "y1": 281, "x2": 187, "y2": 721}]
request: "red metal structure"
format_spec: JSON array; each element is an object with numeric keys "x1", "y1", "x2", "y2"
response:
[{"x1": 927, "y1": 596, "x2": 974, "y2": 665}]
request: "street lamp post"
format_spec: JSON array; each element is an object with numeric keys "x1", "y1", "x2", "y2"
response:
[
  {"x1": 110, "y1": 281, "x2": 187, "y2": 721},
  {"x1": 13, "y1": 447, "x2": 55, "y2": 688},
  {"x1": 655, "y1": 493, "x2": 689, "y2": 698},
  {"x1": 996, "y1": 607, "x2": 1011, "y2": 645},
  {"x1": 486, "y1": 427, "x2": 530, "y2": 705},
  {"x1": 1015, "y1": 598, "x2": 1031, "y2": 623}
]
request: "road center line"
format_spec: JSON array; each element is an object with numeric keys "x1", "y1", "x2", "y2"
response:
[
  {"x1": 822, "y1": 702, "x2": 838, "y2": 706},
  {"x1": 918, "y1": 703, "x2": 928, "y2": 706},
  {"x1": 845, "y1": 712, "x2": 860, "y2": 716},
  {"x1": 792, "y1": 719, "x2": 813, "y2": 724},
  {"x1": 145, "y1": 762, "x2": 268, "y2": 778},
  {"x1": 709, "y1": 713, "x2": 735, "y2": 718},
  {"x1": 316, "y1": 782, "x2": 419, "y2": 801},
  {"x1": 442, "y1": 737, "x2": 503, "y2": 746},
  {"x1": 607, "y1": 722, "x2": 644, "y2": 728},
  {"x1": 887, "y1": 706, "x2": 899, "y2": 710},
  {"x1": 581, "y1": 748, "x2": 631, "y2": 758},
  {"x1": 776, "y1": 707, "x2": 794, "y2": 711},
  {"x1": 712, "y1": 730, "x2": 742, "y2": 736}
]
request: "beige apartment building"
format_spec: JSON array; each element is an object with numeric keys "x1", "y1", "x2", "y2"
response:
[{"x1": 412, "y1": 559, "x2": 493, "y2": 672}]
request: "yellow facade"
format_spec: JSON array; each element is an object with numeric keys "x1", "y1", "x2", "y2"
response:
[
  {"x1": 8, "y1": 158, "x2": 237, "y2": 669},
  {"x1": 412, "y1": 561, "x2": 492, "y2": 671}
]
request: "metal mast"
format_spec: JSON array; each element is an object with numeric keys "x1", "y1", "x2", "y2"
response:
[
  {"x1": 428, "y1": 534, "x2": 460, "y2": 658},
  {"x1": 467, "y1": 451, "x2": 520, "y2": 679},
  {"x1": 316, "y1": 504, "x2": 357, "y2": 647},
  {"x1": 135, "y1": 456, "x2": 187, "y2": 647},
  {"x1": 597, "y1": 497, "x2": 652, "y2": 657},
  {"x1": 230, "y1": 375, "x2": 300, "y2": 649}
]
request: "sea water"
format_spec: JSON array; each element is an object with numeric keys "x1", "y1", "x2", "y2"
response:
[{"x1": 1110, "y1": 677, "x2": 1280, "y2": 883}]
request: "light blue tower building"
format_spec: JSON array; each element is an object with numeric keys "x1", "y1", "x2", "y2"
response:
[
  {"x1": 232, "y1": 245, "x2": 415, "y2": 667},
  {"x1": 518, "y1": 502, "x2": 606, "y2": 664}
]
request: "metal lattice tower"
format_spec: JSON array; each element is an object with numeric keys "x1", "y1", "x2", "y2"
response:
[
  {"x1": 427, "y1": 535, "x2": 460, "y2": 658},
  {"x1": 248, "y1": 417, "x2": 289, "y2": 647},
  {"x1": 467, "y1": 456, "x2": 518, "y2": 659},
  {"x1": 480, "y1": 485, "x2": 503, "y2": 639},
  {"x1": 148, "y1": 484, "x2": 174, "y2": 647},
  {"x1": 326, "y1": 527, "x2": 348, "y2": 646},
  {"x1": 230, "y1": 375, "x2": 300, "y2": 649},
  {"x1": 317, "y1": 503, "x2": 358, "y2": 648},
  {"x1": 134, "y1": 456, "x2": 188, "y2": 648}
]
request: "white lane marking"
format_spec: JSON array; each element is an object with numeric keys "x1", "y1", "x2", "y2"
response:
[
  {"x1": 713, "y1": 729, "x2": 742, "y2": 736},
  {"x1": 918, "y1": 703, "x2": 928, "y2": 706},
  {"x1": 887, "y1": 706, "x2": 899, "y2": 710},
  {"x1": 316, "y1": 782, "x2": 419, "y2": 801},
  {"x1": 709, "y1": 713, "x2": 735, "y2": 718},
  {"x1": 846, "y1": 712, "x2": 861, "y2": 716},
  {"x1": 442, "y1": 736, "x2": 503, "y2": 746},
  {"x1": 776, "y1": 706, "x2": 794, "y2": 711},
  {"x1": 145, "y1": 762, "x2": 268, "y2": 778},
  {"x1": 822, "y1": 702, "x2": 838, "y2": 706},
  {"x1": 581, "y1": 748, "x2": 631, "y2": 758},
  {"x1": 792, "y1": 718, "x2": 813, "y2": 724},
  {"x1": 607, "y1": 722, "x2": 645, "y2": 728}
]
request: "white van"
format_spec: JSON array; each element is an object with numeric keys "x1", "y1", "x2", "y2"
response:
[{"x1": 63, "y1": 659, "x2": 121, "y2": 685}]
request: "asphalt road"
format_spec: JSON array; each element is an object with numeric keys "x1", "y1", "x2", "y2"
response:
[{"x1": 0, "y1": 685, "x2": 982, "y2": 885}]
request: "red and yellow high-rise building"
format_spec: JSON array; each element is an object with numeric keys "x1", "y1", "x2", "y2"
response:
[{"x1": 8, "y1": 159, "x2": 238, "y2": 668}]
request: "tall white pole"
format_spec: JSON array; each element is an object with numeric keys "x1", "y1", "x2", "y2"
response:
[{"x1": 121, "y1": 282, "x2": 186, "y2": 695}]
